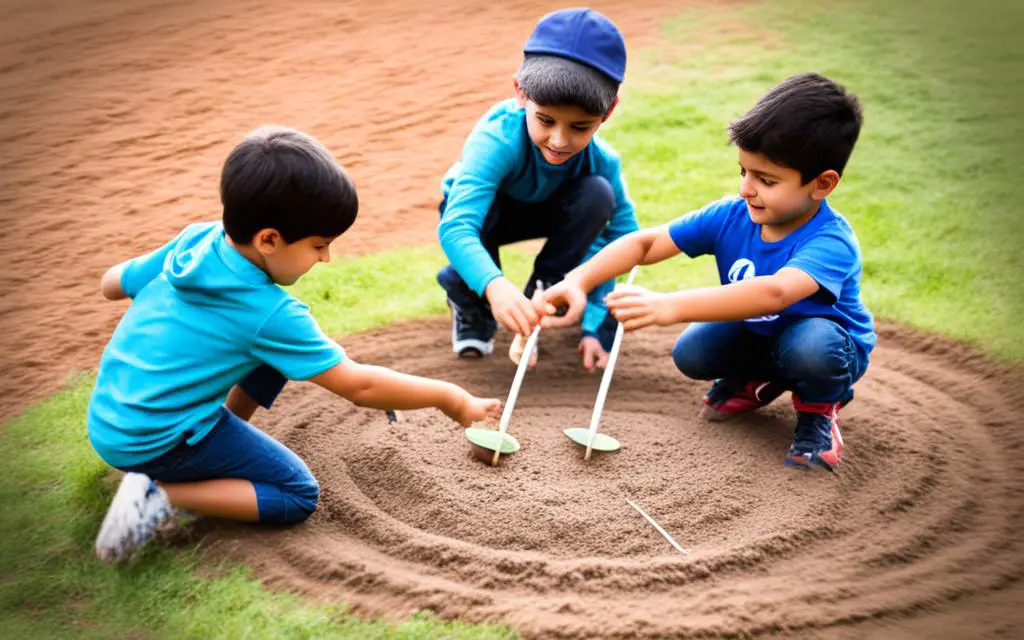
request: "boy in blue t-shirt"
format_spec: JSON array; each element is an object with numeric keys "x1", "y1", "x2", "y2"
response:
[
  {"x1": 89, "y1": 126, "x2": 501, "y2": 562},
  {"x1": 542, "y1": 73, "x2": 875, "y2": 472},
  {"x1": 436, "y1": 8, "x2": 639, "y2": 371}
]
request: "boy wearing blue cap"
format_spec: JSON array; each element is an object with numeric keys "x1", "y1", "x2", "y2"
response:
[
  {"x1": 543, "y1": 73, "x2": 875, "y2": 472},
  {"x1": 436, "y1": 8, "x2": 639, "y2": 371},
  {"x1": 89, "y1": 126, "x2": 501, "y2": 562}
]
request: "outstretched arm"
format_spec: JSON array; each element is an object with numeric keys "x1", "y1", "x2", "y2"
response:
[
  {"x1": 310, "y1": 358, "x2": 501, "y2": 427},
  {"x1": 607, "y1": 267, "x2": 820, "y2": 330},
  {"x1": 542, "y1": 225, "x2": 682, "y2": 328}
]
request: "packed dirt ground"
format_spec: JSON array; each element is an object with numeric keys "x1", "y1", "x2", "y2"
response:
[
  {"x1": 2, "y1": 0, "x2": 1021, "y2": 637},
  {"x1": 205, "y1": 322, "x2": 1024, "y2": 638}
]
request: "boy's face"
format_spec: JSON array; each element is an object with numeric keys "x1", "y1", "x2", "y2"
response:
[
  {"x1": 515, "y1": 81, "x2": 610, "y2": 165},
  {"x1": 254, "y1": 231, "x2": 336, "y2": 286},
  {"x1": 737, "y1": 149, "x2": 839, "y2": 232}
]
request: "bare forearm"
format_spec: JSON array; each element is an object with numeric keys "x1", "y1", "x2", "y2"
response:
[
  {"x1": 667, "y1": 277, "x2": 789, "y2": 323},
  {"x1": 315, "y1": 363, "x2": 461, "y2": 413},
  {"x1": 573, "y1": 235, "x2": 651, "y2": 292},
  {"x1": 353, "y1": 367, "x2": 460, "y2": 411}
]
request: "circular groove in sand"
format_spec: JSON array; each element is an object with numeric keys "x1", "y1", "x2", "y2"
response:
[{"x1": 211, "y1": 321, "x2": 1023, "y2": 637}]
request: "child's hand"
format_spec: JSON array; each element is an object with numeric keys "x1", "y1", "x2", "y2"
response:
[
  {"x1": 446, "y1": 391, "x2": 502, "y2": 427},
  {"x1": 578, "y1": 336, "x2": 609, "y2": 373},
  {"x1": 606, "y1": 285, "x2": 677, "y2": 330},
  {"x1": 485, "y1": 277, "x2": 539, "y2": 336},
  {"x1": 540, "y1": 278, "x2": 587, "y2": 328}
]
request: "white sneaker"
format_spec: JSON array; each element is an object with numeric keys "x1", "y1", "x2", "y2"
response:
[{"x1": 95, "y1": 473, "x2": 173, "y2": 563}]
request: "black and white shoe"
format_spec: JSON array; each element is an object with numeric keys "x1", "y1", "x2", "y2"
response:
[{"x1": 448, "y1": 299, "x2": 497, "y2": 357}]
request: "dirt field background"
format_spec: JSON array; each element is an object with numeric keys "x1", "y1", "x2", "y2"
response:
[
  {"x1": 2, "y1": 0, "x2": 1022, "y2": 637},
  {"x1": 0, "y1": 0, "x2": 685, "y2": 422}
]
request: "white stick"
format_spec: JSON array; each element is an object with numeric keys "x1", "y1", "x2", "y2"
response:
[
  {"x1": 492, "y1": 283, "x2": 544, "y2": 466},
  {"x1": 626, "y1": 497, "x2": 689, "y2": 555},
  {"x1": 584, "y1": 266, "x2": 639, "y2": 460}
]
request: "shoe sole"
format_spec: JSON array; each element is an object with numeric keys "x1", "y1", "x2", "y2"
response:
[
  {"x1": 784, "y1": 454, "x2": 837, "y2": 473},
  {"x1": 95, "y1": 473, "x2": 151, "y2": 562},
  {"x1": 699, "y1": 405, "x2": 738, "y2": 422}
]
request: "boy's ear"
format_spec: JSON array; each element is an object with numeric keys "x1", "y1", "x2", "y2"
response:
[
  {"x1": 513, "y1": 77, "x2": 528, "y2": 108},
  {"x1": 252, "y1": 228, "x2": 284, "y2": 254},
  {"x1": 810, "y1": 170, "x2": 840, "y2": 200},
  {"x1": 601, "y1": 96, "x2": 620, "y2": 122}
]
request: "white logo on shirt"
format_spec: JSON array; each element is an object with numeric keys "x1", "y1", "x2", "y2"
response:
[
  {"x1": 728, "y1": 259, "x2": 756, "y2": 283},
  {"x1": 727, "y1": 258, "x2": 779, "y2": 323}
]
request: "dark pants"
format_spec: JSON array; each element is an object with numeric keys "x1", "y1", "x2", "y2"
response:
[
  {"x1": 438, "y1": 175, "x2": 614, "y2": 316},
  {"x1": 120, "y1": 366, "x2": 314, "y2": 525},
  {"x1": 671, "y1": 318, "x2": 870, "y2": 405}
]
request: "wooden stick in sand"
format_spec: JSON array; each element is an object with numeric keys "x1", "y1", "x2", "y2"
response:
[
  {"x1": 626, "y1": 497, "x2": 689, "y2": 555},
  {"x1": 584, "y1": 266, "x2": 639, "y2": 460},
  {"x1": 492, "y1": 283, "x2": 544, "y2": 466}
]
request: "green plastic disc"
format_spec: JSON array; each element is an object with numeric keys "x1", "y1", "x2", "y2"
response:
[
  {"x1": 564, "y1": 427, "x2": 621, "y2": 452},
  {"x1": 464, "y1": 428, "x2": 520, "y2": 454}
]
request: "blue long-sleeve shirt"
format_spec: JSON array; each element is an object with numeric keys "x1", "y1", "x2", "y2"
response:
[{"x1": 438, "y1": 99, "x2": 639, "y2": 335}]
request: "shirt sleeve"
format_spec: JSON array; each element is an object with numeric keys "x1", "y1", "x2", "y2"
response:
[
  {"x1": 251, "y1": 298, "x2": 346, "y2": 380},
  {"x1": 786, "y1": 231, "x2": 857, "y2": 304},
  {"x1": 120, "y1": 227, "x2": 189, "y2": 298},
  {"x1": 667, "y1": 198, "x2": 733, "y2": 258},
  {"x1": 580, "y1": 153, "x2": 640, "y2": 336},
  {"x1": 581, "y1": 278, "x2": 615, "y2": 337},
  {"x1": 438, "y1": 125, "x2": 518, "y2": 296}
]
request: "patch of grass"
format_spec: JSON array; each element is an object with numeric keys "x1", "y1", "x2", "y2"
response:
[
  {"x1": 0, "y1": 374, "x2": 516, "y2": 636},
  {"x1": 3, "y1": 0, "x2": 1022, "y2": 637},
  {"x1": 601, "y1": 0, "x2": 1024, "y2": 361},
  {"x1": 290, "y1": 245, "x2": 534, "y2": 338}
]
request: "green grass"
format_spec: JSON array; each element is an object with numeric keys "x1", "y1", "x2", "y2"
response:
[
  {"x1": 601, "y1": 0, "x2": 1024, "y2": 361},
  {"x1": 0, "y1": 372, "x2": 517, "y2": 639},
  {"x1": 3, "y1": 0, "x2": 1022, "y2": 637}
]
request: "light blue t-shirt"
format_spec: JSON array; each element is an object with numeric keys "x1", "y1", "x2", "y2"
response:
[
  {"x1": 88, "y1": 222, "x2": 345, "y2": 468},
  {"x1": 438, "y1": 99, "x2": 640, "y2": 334},
  {"x1": 668, "y1": 196, "x2": 876, "y2": 356}
]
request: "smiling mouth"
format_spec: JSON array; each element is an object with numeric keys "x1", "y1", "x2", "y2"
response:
[{"x1": 545, "y1": 147, "x2": 571, "y2": 157}]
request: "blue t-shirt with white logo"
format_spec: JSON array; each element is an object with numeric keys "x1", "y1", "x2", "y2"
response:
[
  {"x1": 88, "y1": 222, "x2": 345, "y2": 468},
  {"x1": 668, "y1": 196, "x2": 876, "y2": 356}
]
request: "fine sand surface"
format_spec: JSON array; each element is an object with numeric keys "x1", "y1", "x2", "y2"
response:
[
  {"x1": 202, "y1": 321, "x2": 1024, "y2": 638},
  {"x1": 3, "y1": 1, "x2": 1022, "y2": 637}
]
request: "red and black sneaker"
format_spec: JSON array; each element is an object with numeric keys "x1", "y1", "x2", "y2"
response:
[
  {"x1": 700, "y1": 379, "x2": 786, "y2": 421},
  {"x1": 784, "y1": 395, "x2": 844, "y2": 472}
]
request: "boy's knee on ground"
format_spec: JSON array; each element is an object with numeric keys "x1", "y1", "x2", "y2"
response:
[{"x1": 254, "y1": 474, "x2": 320, "y2": 525}]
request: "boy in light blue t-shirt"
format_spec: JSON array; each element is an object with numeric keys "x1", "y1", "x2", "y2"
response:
[
  {"x1": 543, "y1": 73, "x2": 875, "y2": 472},
  {"x1": 89, "y1": 126, "x2": 501, "y2": 562},
  {"x1": 437, "y1": 8, "x2": 639, "y2": 371}
]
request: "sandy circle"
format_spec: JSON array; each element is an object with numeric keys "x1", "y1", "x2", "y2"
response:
[{"x1": 203, "y1": 320, "x2": 1024, "y2": 638}]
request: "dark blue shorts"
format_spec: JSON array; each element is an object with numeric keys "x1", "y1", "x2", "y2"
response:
[{"x1": 120, "y1": 366, "x2": 317, "y2": 525}]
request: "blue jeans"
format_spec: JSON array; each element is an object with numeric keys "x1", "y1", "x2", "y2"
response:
[
  {"x1": 437, "y1": 175, "x2": 616, "y2": 344},
  {"x1": 672, "y1": 318, "x2": 869, "y2": 404},
  {"x1": 120, "y1": 366, "x2": 316, "y2": 525}
]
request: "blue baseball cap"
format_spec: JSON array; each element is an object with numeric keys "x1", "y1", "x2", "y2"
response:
[{"x1": 523, "y1": 8, "x2": 626, "y2": 83}]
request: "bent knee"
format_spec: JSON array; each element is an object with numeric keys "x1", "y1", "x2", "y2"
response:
[
  {"x1": 672, "y1": 336, "x2": 717, "y2": 380},
  {"x1": 575, "y1": 176, "x2": 615, "y2": 220},
  {"x1": 284, "y1": 479, "x2": 320, "y2": 524},
  {"x1": 256, "y1": 476, "x2": 320, "y2": 525}
]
